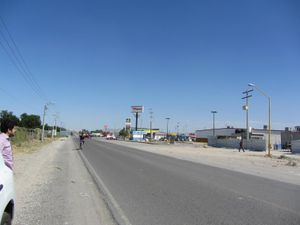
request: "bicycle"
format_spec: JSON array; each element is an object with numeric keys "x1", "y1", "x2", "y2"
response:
[{"x1": 79, "y1": 139, "x2": 84, "y2": 150}]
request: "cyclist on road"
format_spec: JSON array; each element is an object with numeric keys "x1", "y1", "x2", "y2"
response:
[{"x1": 79, "y1": 132, "x2": 85, "y2": 149}]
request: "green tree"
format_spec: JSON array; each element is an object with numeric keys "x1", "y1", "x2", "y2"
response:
[
  {"x1": 20, "y1": 113, "x2": 41, "y2": 129},
  {"x1": 44, "y1": 123, "x2": 53, "y2": 130},
  {"x1": 119, "y1": 128, "x2": 129, "y2": 139},
  {"x1": 0, "y1": 110, "x2": 20, "y2": 126},
  {"x1": 56, "y1": 126, "x2": 66, "y2": 132}
]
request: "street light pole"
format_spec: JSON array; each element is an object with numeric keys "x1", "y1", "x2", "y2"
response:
[
  {"x1": 211, "y1": 111, "x2": 217, "y2": 136},
  {"x1": 248, "y1": 83, "x2": 272, "y2": 156},
  {"x1": 268, "y1": 96, "x2": 272, "y2": 155},
  {"x1": 149, "y1": 108, "x2": 153, "y2": 141},
  {"x1": 166, "y1": 117, "x2": 170, "y2": 139}
]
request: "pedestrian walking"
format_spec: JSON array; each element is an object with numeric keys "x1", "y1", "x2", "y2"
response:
[
  {"x1": 0, "y1": 119, "x2": 16, "y2": 170},
  {"x1": 239, "y1": 138, "x2": 245, "y2": 152}
]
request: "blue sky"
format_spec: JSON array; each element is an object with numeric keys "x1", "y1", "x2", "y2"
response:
[{"x1": 0, "y1": 0, "x2": 299, "y2": 132}]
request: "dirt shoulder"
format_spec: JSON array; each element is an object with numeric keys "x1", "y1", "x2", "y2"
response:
[
  {"x1": 13, "y1": 138, "x2": 57, "y2": 154},
  {"x1": 14, "y1": 137, "x2": 115, "y2": 225},
  {"x1": 98, "y1": 138, "x2": 300, "y2": 186}
]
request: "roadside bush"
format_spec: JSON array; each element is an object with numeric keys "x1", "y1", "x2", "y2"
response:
[
  {"x1": 11, "y1": 127, "x2": 41, "y2": 146},
  {"x1": 12, "y1": 127, "x2": 28, "y2": 146}
]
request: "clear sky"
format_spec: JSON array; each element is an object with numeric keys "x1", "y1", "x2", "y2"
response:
[{"x1": 0, "y1": 0, "x2": 299, "y2": 132}]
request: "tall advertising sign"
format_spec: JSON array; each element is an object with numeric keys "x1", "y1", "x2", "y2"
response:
[
  {"x1": 131, "y1": 106, "x2": 144, "y2": 113},
  {"x1": 131, "y1": 105, "x2": 144, "y2": 131}
]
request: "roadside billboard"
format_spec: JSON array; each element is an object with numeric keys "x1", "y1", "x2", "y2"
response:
[{"x1": 131, "y1": 105, "x2": 144, "y2": 113}]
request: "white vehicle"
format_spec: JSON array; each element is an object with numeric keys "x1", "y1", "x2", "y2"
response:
[{"x1": 0, "y1": 153, "x2": 15, "y2": 225}]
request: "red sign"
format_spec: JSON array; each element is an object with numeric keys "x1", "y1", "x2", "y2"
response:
[{"x1": 131, "y1": 105, "x2": 144, "y2": 113}]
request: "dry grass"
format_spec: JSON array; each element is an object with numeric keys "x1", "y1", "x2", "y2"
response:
[{"x1": 13, "y1": 138, "x2": 58, "y2": 154}]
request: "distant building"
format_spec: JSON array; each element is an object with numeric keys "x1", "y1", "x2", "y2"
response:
[
  {"x1": 281, "y1": 127, "x2": 300, "y2": 149},
  {"x1": 195, "y1": 127, "x2": 237, "y2": 141},
  {"x1": 195, "y1": 126, "x2": 283, "y2": 151},
  {"x1": 131, "y1": 128, "x2": 160, "y2": 141},
  {"x1": 291, "y1": 140, "x2": 300, "y2": 153}
]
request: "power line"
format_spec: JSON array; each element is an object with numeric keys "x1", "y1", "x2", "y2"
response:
[
  {"x1": 0, "y1": 18, "x2": 47, "y2": 101},
  {"x1": 0, "y1": 16, "x2": 48, "y2": 100},
  {"x1": 0, "y1": 16, "x2": 49, "y2": 101},
  {"x1": 0, "y1": 38, "x2": 45, "y2": 101}
]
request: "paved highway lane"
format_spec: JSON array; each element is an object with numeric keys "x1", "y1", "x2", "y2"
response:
[{"x1": 80, "y1": 138, "x2": 300, "y2": 225}]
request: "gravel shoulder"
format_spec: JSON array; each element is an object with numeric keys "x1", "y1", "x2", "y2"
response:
[
  {"x1": 97, "y1": 138, "x2": 300, "y2": 186},
  {"x1": 13, "y1": 137, "x2": 116, "y2": 225}
]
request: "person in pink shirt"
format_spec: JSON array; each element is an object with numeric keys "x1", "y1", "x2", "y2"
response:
[{"x1": 0, "y1": 120, "x2": 16, "y2": 170}]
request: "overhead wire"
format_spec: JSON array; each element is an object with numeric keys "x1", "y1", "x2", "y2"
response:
[
  {"x1": 0, "y1": 16, "x2": 49, "y2": 102},
  {"x1": 0, "y1": 38, "x2": 47, "y2": 102},
  {"x1": 0, "y1": 16, "x2": 48, "y2": 101}
]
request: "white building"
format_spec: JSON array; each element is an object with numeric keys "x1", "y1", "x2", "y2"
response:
[
  {"x1": 195, "y1": 127, "x2": 236, "y2": 140},
  {"x1": 196, "y1": 127, "x2": 283, "y2": 151}
]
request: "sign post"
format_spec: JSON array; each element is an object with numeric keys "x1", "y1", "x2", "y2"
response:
[{"x1": 131, "y1": 106, "x2": 144, "y2": 131}]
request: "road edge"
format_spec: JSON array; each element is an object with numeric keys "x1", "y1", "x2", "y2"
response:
[{"x1": 77, "y1": 148, "x2": 132, "y2": 225}]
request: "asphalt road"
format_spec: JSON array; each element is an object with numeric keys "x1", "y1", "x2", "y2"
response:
[{"x1": 81, "y1": 138, "x2": 300, "y2": 225}]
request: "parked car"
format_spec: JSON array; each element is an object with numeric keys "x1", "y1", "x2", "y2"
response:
[
  {"x1": 0, "y1": 153, "x2": 15, "y2": 225},
  {"x1": 106, "y1": 136, "x2": 117, "y2": 140}
]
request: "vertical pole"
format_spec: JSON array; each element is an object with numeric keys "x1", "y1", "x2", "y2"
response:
[
  {"x1": 166, "y1": 118, "x2": 170, "y2": 139},
  {"x1": 213, "y1": 113, "x2": 215, "y2": 136},
  {"x1": 52, "y1": 116, "x2": 55, "y2": 138},
  {"x1": 246, "y1": 97, "x2": 249, "y2": 148},
  {"x1": 149, "y1": 109, "x2": 153, "y2": 141},
  {"x1": 268, "y1": 97, "x2": 271, "y2": 156},
  {"x1": 167, "y1": 120, "x2": 168, "y2": 137},
  {"x1": 150, "y1": 120, "x2": 152, "y2": 140},
  {"x1": 54, "y1": 116, "x2": 57, "y2": 137},
  {"x1": 135, "y1": 112, "x2": 138, "y2": 131},
  {"x1": 41, "y1": 104, "x2": 47, "y2": 142},
  {"x1": 242, "y1": 89, "x2": 252, "y2": 149}
]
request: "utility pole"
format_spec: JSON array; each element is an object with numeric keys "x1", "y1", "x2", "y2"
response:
[
  {"x1": 176, "y1": 122, "x2": 180, "y2": 136},
  {"x1": 211, "y1": 111, "x2": 217, "y2": 136},
  {"x1": 242, "y1": 89, "x2": 253, "y2": 148},
  {"x1": 140, "y1": 116, "x2": 143, "y2": 130},
  {"x1": 149, "y1": 108, "x2": 153, "y2": 141},
  {"x1": 166, "y1": 118, "x2": 170, "y2": 139},
  {"x1": 41, "y1": 102, "x2": 54, "y2": 142},
  {"x1": 248, "y1": 83, "x2": 272, "y2": 156},
  {"x1": 52, "y1": 113, "x2": 59, "y2": 138},
  {"x1": 41, "y1": 104, "x2": 48, "y2": 142}
]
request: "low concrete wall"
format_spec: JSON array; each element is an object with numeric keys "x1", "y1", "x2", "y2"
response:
[
  {"x1": 291, "y1": 140, "x2": 300, "y2": 153},
  {"x1": 247, "y1": 139, "x2": 266, "y2": 151},
  {"x1": 208, "y1": 137, "x2": 266, "y2": 151}
]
